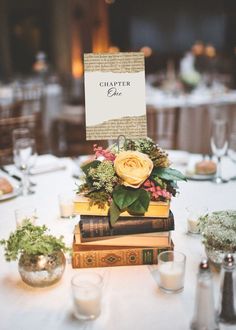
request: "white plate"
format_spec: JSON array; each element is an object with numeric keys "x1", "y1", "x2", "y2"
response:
[
  {"x1": 185, "y1": 172, "x2": 215, "y2": 181},
  {"x1": 0, "y1": 186, "x2": 21, "y2": 201}
]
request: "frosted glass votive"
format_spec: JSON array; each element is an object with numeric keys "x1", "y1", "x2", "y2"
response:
[
  {"x1": 186, "y1": 206, "x2": 208, "y2": 235},
  {"x1": 58, "y1": 194, "x2": 75, "y2": 219},
  {"x1": 158, "y1": 251, "x2": 186, "y2": 293},
  {"x1": 71, "y1": 272, "x2": 103, "y2": 320},
  {"x1": 15, "y1": 206, "x2": 37, "y2": 228}
]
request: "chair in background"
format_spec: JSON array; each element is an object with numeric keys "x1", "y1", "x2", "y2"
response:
[
  {"x1": 0, "y1": 100, "x2": 44, "y2": 165},
  {"x1": 51, "y1": 104, "x2": 107, "y2": 157},
  {"x1": 177, "y1": 103, "x2": 236, "y2": 154},
  {"x1": 147, "y1": 106, "x2": 180, "y2": 149}
]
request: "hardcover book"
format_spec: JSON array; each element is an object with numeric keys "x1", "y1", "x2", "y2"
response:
[
  {"x1": 74, "y1": 225, "x2": 171, "y2": 247},
  {"x1": 72, "y1": 241, "x2": 174, "y2": 268},
  {"x1": 74, "y1": 195, "x2": 170, "y2": 218},
  {"x1": 79, "y1": 211, "x2": 174, "y2": 238}
]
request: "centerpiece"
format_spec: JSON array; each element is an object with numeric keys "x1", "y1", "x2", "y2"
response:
[
  {"x1": 0, "y1": 221, "x2": 69, "y2": 287},
  {"x1": 75, "y1": 138, "x2": 186, "y2": 225},
  {"x1": 198, "y1": 210, "x2": 236, "y2": 268}
]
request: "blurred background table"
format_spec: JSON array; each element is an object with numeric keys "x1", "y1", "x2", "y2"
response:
[{"x1": 146, "y1": 81, "x2": 236, "y2": 153}]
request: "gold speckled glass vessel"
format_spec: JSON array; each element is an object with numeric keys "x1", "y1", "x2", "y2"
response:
[{"x1": 18, "y1": 251, "x2": 66, "y2": 287}]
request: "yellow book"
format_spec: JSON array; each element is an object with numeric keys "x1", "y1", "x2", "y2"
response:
[{"x1": 74, "y1": 195, "x2": 170, "y2": 218}]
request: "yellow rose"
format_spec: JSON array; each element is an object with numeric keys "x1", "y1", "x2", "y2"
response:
[{"x1": 114, "y1": 151, "x2": 153, "y2": 188}]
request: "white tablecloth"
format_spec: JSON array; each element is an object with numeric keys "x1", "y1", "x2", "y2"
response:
[{"x1": 0, "y1": 154, "x2": 236, "y2": 330}]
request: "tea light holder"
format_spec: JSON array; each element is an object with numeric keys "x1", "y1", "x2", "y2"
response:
[
  {"x1": 157, "y1": 251, "x2": 186, "y2": 293},
  {"x1": 58, "y1": 193, "x2": 76, "y2": 219},
  {"x1": 71, "y1": 272, "x2": 103, "y2": 320},
  {"x1": 186, "y1": 206, "x2": 208, "y2": 235},
  {"x1": 15, "y1": 206, "x2": 37, "y2": 228}
]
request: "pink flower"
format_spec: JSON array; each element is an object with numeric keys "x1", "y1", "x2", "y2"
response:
[
  {"x1": 93, "y1": 145, "x2": 116, "y2": 162},
  {"x1": 143, "y1": 179, "x2": 172, "y2": 201}
]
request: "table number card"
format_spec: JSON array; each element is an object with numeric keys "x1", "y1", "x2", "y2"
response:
[{"x1": 84, "y1": 52, "x2": 147, "y2": 140}]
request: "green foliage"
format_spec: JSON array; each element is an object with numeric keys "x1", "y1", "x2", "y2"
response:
[
  {"x1": 151, "y1": 167, "x2": 186, "y2": 181},
  {"x1": 81, "y1": 160, "x2": 101, "y2": 176},
  {"x1": 81, "y1": 160, "x2": 101, "y2": 188},
  {"x1": 111, "y1": 186, "x2": 150, "y2": 223},
  {"x1": 109, "y1": 201, "x2": 121, "y2": 226},
  {"x1": 127, "y1": 189, "x2": 150, "y2": 214},
  {"x1": 113, "y1": 185, "x2": 140, "y2": 210},
  {"x1": 87, "y1": 190, "x2": 111, "y2": 209},
  {"x1": 124, "y1": 138, "x2": 170, "y2": 168},
  {"x1": 132, "y1": 138, "x2": 155, "y2": 154},
  {"x1": 198, "y1": 210, "x2": 236, "y2": 252},
  {"x1": 0, "y1": 221, "x2": 69, "y2": 262},
  {"x1": 88, "y1": 160, "x2": 118, "y2": 193}
]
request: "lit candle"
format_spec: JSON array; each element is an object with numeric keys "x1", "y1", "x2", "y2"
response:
[
  {"x1": 58, "y1": 194, "x2": 75, "y2": 219},
  {"x1": 187, "y1": 217, "x2": 200, "y2": 234},
  {"x1": 158, "y1": 261, "x2": 185, "y2": 291},
  {"x1": 16, "y1": 216, "x2": 36, "y2": 228},
  {"x1": 59, "y1": 202, "x2": 74, "y2": 218},
  {"x1": 73, "y1": 287, "x2": 101, "y2": 319},
  {"x1": 15, "y1": 207, "x2": 37, "y2": 228},
  {"x1": 186, "y1": 206, "x2": 207, "y2": 235}
]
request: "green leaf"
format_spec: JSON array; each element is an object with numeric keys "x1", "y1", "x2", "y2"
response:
[
  {"x1": 169, "y1": 181, "x2": 178, "y2": 189},
  {"x1": 109, "y1": 201, "x2": 121, "y2": 226},
  {"x1": 127, "y1": 189, "x2": 150, "y2": 214},
  {"x1": 151, "y1": 167, "x2": 186, "y2": 181},
  {"x1": 113, "y1": 185, "x2": 140, "y2": 210},
  {"x1": 81, "y1": 160, "x2": 100, "y2": 175}
]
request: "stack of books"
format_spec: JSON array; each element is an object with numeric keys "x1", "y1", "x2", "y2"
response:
[{"x1": 72, "y1": 197, "x2": 174, "y2": 268}]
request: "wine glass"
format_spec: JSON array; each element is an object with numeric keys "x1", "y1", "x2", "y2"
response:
[
  {"x1": 13, "y1": 128, "x2": 37, "y2": 186},
  {"x1": 210, "y1": 119, "x2": 228, "y2": 184},
  {"x1": 228, "y1": 133, "x2": 236, "y2": 163},
  {"x1": 13, "y1": 129, "x2": 37, "y2": 195}
]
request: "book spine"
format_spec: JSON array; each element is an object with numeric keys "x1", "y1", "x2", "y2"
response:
[
  {"x1": 79, "y1": 212, "x2": 174, "y2": 238},
  {"x1": 72, "y1": 245, "x2": 173, "y2": 268}
]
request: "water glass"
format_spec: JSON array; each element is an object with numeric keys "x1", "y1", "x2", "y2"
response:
[
  {"x1": 71, "y1": 272, "x2": 103, "y2": 320},
  {"x1": 228, "y1": 133, "x2": 236, "y2": 163},
  {"x1": 157, "y1": 251, "x2": 186, "y2": 293},
  {"x1": 13, "y1": 128, "x2": 37, "y2": 195},
  {"x1": 210, "y1": 119, "x2": 228, "y2": 184}
]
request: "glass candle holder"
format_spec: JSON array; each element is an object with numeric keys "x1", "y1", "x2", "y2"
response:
[
  {"x1": 58, "y1": 194, "x2": 75, "y2": 219},
  {"x1": 15, "y1": 206, "x2": 37, "y2": 228},
  {"x1": 71, "y1": 272, "x2": 103, "y2": 320},
  {"x1": 186, "y1": 206, "x2": 208, "y2": 235},
  {"x1": 157, "y1": 251, "x2": 186, "y2": 293}
]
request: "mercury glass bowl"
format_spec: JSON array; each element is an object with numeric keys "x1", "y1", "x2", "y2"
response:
[
  {"x1": 205, "y1": 247, "x2": 236, "y2": 271},
  {"x1": 18, "y1": 251, "x2": 66, "y2": 287}
]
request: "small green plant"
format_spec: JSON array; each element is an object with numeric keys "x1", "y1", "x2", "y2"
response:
[
  {"x1": 0, "y1": 221, "x2": 69, "y2": 262},
  {"x1": 198, "y1": 210, "x2": 236, "y2": 253}
]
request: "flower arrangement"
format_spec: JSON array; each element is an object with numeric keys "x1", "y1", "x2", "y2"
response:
[
  {"x1": 198, "y1": 210, "x2": 236, "y2": 253},
  {"x1": 77, "y1": 138, "x2": 186, "y2": 224}
]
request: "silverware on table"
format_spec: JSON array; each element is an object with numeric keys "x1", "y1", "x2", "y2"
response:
[
  {"x1": 0, "y1": 166, "x2": 37, "y2": 187},
  {"x1": 0, "y1": 166, "x2": 22, "y2": 182}
]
